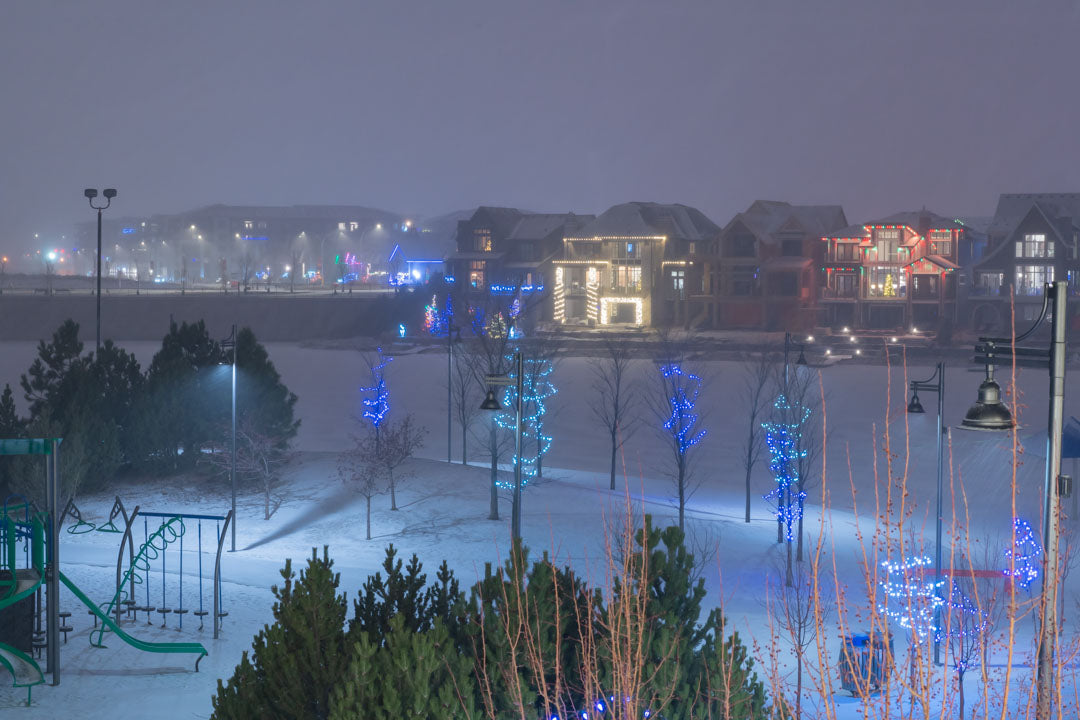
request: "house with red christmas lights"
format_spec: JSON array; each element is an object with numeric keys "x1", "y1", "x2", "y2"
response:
[
  {"x1": 552, "y1": 202, "x2": 719, "y2": 327},
  {"x1": 687, "y1": 200, "x2": 847, "y2": 330},
  {"x1": 968, "y1": 193, "x2": 1080, "y2": 332},
  {"x1": 819, "y1": 210, "x2": 972, "y2": 331}
]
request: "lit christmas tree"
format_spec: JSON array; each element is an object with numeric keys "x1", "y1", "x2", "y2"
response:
[
  {"x1": 1004, "y1": 516, "x2": 1041, "y2": 590},
  {"x1": 423, "y1": 295, "x2": 446, "y2": 336},
  {"x1": 486, "y1": 312, "x2": 507, "y2": 339},
  {"x1": 883, "y1": 273, "x2": 895, "y2": 297}
]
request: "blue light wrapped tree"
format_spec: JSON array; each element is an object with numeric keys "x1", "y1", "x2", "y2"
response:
[
  {"x1": 495, "y1": 346, "x2": 557, "y2": 488},
  {"x1": 651, "y1": 362, "x2": 707, "y2": 531},
  {"x1": 1004, "y1": 516, "x2": 1041, "y2": 590},
  {"x1": 360, "y1": 347, "x2": 393, "y2": 448},
  {"x1": 761, "y1": 394, "x2": 810, "y2": 545}
]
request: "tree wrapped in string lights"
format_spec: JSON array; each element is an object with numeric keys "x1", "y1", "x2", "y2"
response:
[
  {"x1": 761, "y1": 393, "x2": 810, "y2": 549},
  {"x1": 877, "y1": 555, "x2": 944, "y2": 642},
  {"x1": 360, "y1": 347, "x2": 393, "y2": 448},
  {"x1": 494, "y1": 344, "x2": 557, "y2": 488},
  {"x1": 1004, "y1": 516, "x2": 1041, "y2": 590},
  {"x1": 648, "y1": 361, "x2": 707, "y2": 531},
  {"x1": 423, "y1": 294, "x2": 448, "y2": 336}
]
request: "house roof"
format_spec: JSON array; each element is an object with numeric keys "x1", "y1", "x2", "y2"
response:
[
  {"x1": 987, "y1": 193, "x2": 1080, "y2": 242},
  {"x1": 865, "y1": 210, "x2": 966, "y2": 232},
  {"x1": 823, "y1": 223, "x2": 871, "y2": 241},
  {"x1": 508, "y1": 212, "x2": 595, "y2": 241},
  {"x1": 905, "y1": 255, "x2": 959, "y2": 272},
  {"x1": 570, "y1": 202, "x2": 720, "y2": 241},
  {"x1": 728, "y1": 200, "x2": 847, "y2": 243}
]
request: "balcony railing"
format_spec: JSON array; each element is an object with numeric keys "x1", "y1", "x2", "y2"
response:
[{"x1": 820, "y1": 287, "x2": 858, "y2": 300}]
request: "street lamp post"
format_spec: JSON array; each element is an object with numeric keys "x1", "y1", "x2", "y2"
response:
[
  {"x1": 221, "y1": 325, "x2": 238, "y2": 552},
  {"x1": 480, "y1": 351, "x2": 524, "y2": 540},
  {"x1": 84, "y1": 188, "x2": 117, "y2": 351},
  {"x1": 906, "y1": 361, "x2": 945, "y2": 665},
  {"x1": 963, "y1": 280, "x2": 1069, "y2": 720},
  {"x1": 0, "y1": 255, "x2": 6, "y2": 294}
]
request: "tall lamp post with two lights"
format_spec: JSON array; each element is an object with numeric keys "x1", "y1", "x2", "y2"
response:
[
  {"x1": 961, "y1": 280, "x2": 1070, "y2": 720},
  {"x1": 480, "y1": 351, "x2": 524, "y2": 541},
  {"x1": 221, "y1": 325, "x2": 238, "y2": 552},
  {"x1": 84, "y1": 188, "x2": 117, "y2": 351},
  {"x1": 906, "y1": 361, "x2": 946, "y2": 665}
]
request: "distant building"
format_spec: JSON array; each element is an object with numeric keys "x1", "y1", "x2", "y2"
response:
[
  {"x1": 554, "y1": 202, "x2": 719, "y2": 327},
  {"x1": 819, "y1": 209, "x2": 976, "y2": 331},
  {"x1": 689, "y1": 201, "x2": 847, "y2": 330},
  {"x1": 968, "y1": 193, "x2": 1080, "y2": 331},
  {"x1": 75, "y1": 204, "x2": 448, "y2": 288},
  {"x1": 447, "y1": 207, "x2": 593, "y2": 319}
]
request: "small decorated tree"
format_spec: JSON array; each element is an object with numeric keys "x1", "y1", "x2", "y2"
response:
[{"x1": 359, "y1": 347, "x2": 393, "y2": 449}]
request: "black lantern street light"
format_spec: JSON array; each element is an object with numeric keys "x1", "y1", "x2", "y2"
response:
[
  {"x1": 220, "y1": 325, "x2": 238, "y2": 553},
  {"x1": 783, "y1": 332, "x2": 808, "y2": 391},
  {"x1": 84, "y1": 188, "x2": 117, "y2": 351},
  {"x1": 906, "y1": 361, "x2": 946, "y2": 665},
  {"x1": 964, "y1": 280, "x2": 1069, "y2": 720},
  {"x1": 479, "y1": 351, "x2": 524, "y2": 541}
]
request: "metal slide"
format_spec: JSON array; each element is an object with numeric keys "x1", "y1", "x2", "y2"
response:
[{"x1": 58, "y1": 572, "x2": 207, "y2": 671}]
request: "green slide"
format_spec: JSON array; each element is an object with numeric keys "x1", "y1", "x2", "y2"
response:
[
  {"x1": 58, "y1": 572, "x2": 207, "y2": 671},
  {"x1": 0, "y1": 570, "x2": 45, "y2": 706}
]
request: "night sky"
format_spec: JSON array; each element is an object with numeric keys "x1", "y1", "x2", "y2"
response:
[{"x1": 3, "y1": 1, "x2": 1079, "y2": 256}]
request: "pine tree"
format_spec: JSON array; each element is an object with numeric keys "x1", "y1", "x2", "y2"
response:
[
  {"x1": 212, "y1": 547, "x2": 348, "y2": 720},
  {"x1": 330, "y1": 615, "x2": 477, "y2": 719}
]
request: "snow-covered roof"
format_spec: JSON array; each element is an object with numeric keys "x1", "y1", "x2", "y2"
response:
[
  {"x1": 569, "y1": 202, "x2": 720, "y2": 241},
  {"x1": 727, "y1": 200, "x2": 847, "y2": 244},
  {"x1": 987, "y1": 193, "x2": 1080, "y2": 242}
]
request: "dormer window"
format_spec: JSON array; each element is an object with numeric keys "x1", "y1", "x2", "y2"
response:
[{"x1": 1016, "y1": 233, "x2": 1053, "y2": 258}]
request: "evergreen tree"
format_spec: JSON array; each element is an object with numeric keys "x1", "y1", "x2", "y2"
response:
[
  {"x1": 330, "y1": 615, "x2": 477, "y2": 720},
  {"x1": 234, "y1": 327, "x2": 299, "y2": 446},
  {"x1": 0, "y1": 384, "x2": 24, "y2": 497},
  {"x1": 212, "y1": 547, "x2": 349, "y2": 720}
]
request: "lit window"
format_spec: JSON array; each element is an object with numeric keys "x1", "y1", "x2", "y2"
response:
[
  {"x1": 244, "y1": 220, "x2": 254, "y2": 230},
  {"x1": 1016, "y1": 234, "x2": 1053, "y2": 258},
  {"x1": 350, "y1": 222, "x2": 359, "y2": 232},
  {"x1": 338, "y1": 222, "x2": 346, "y2": 231},
  {"x1": 474, "y1": 230, "x2": 492, "y2": 252},
  {"x1": 468, "y1": 260, "x2": 485, "y2": 288},
  {"x1": 1015, "y1": 264, "x2": 1053, "y2": 295}
]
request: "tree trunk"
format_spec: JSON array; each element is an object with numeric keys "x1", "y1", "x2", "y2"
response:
[
  {"x1": 265, "y1": 482, "x2": 270, "y2": 521},
  {"x1": 957, "y1": 670, "x2": 965, "y2": 720},
  {"x1": 610, "y1": 433, "x2": 618, "y2": 491},
  {"x1": 366, "y1": 495, "x2": 372, "y2": 540},
  {"x1": 389, "y1": 469, "x2": 397, "y2": 510},
  {"x1": 796, "y1": 491, "x2": 806, "y2": 562},
  {"x1": 785, "y1": 488, "x2": 794, "y2": 587},
  {"x1": 796, "y1": 653, "x2": 803, "y2": 719},
  {"x1": 678, "y1": 462, "x2": 685, "y2": 532},
  {"x1": 461, "y1": 430, "x2": 468, "y2": 466},
  {"x1": 489, "y1": 418, "x2": 499, "y2": 520},
  {"x1": 745, "y1": 426, "x2": 755, "y2": 523}
]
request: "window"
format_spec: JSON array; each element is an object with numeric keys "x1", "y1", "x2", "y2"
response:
[
  {"x1": 866, "y1": 266, "x2": 906, "y2": 297},
  {"x1": 689, "y1": 242, "x2": 697, "y2": 255},
  {"x1": 875, "y1": 229, "x2": 900, "y2": 240},
  {"x1": 473, "y1": 230, "x2": 492, "y2": 252},
  {"x1": 828, "y1": 273, "x2": 857, "y2": 298},
  {"x1": 911, "y1": 274, "x2": 939, "y2": 299},
  {"x1": 930, "y1": 240, "x2": 952, "y2": 256},
  {"x1": 974, "y1": 272, "x2": 1004, "y2": 296},
  {"x1": 614, "y1": 265, "x2": 642, "y2": 291},
  {"x1": 337, "y1": 222, "x2": 346, "y2": 231},
  {"x1": 731, "y1": 265, "x2": 759, "y2": 296},
  {"x1": 468, "y1": 261, "x2": 485, "y2": 288},
  {"x1": 244, "y1": 220, "x2": 254, "y2": 230},
  {"x1": 1016, "y1": 233, "x2": 1053, "y2": 258},
  {"x1": 615, "y1": 242, "x2": 639, "y2": 259},
  {"x1": 350, "y1": 222, "x2": 359, "y2": 232},
  {"x1": 729, "y1": 234, "x2": 755, "y2": 257},
  {"x1": 670, "y1": 269, "x2": 685, "y2": 300},
  {"x1": 774, "y1": 272, "x2": 798, "y2": 296},
  {"x1": 1015, "y1": 264, "x2": 1053, "y2": 295},
  {"x1": 833, "y1": 242, "x2": 859, "y2": 262},
  {"x1": 781, "y1": 239, "x2": 802, "y2": 257}
]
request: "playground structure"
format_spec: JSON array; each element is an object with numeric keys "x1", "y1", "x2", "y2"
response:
[{"x1": 0, "y1": 438, "x2": 230, "y2": 705}]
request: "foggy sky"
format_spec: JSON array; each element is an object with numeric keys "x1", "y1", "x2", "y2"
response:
[{"x1": 3, "y1": 1, "x2": 1080, "y2": 256}]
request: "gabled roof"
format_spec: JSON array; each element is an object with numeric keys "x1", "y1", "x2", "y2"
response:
[
  {"x1": 570, "y1": 202, "x2": 720, "y2": 241},
  {"x1": 467, "y1": 206, "x2": 528, "y2": 238},
  {"x1": 824, "y1": 209, "x2": 965, "y2": 240},
  {"x1": 988, "y1": 194, "x2": 1080, "y2": 241},
  {"x1": 508, "y1": 212, "x2": 595, "y2": 241},
  {"x1": 726, "y1": 200, "x2": 847, "y2": 244},
  {"x1": 905, "y1": 255, "x2": 959, "y2": 272}
]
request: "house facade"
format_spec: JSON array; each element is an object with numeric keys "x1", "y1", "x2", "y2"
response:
[
  {"x1": 968, "y1": 193, "x2": 1080, "y2": 331},
  {"x1": 446, "y1": 206, "x2": 593, "y2": 319},
  {"x1": 688, "y1": 201, "x2": 847, "y2": 330},
  {"x1": 553, "y1": 202, "x2": 719, "y2": 327}
]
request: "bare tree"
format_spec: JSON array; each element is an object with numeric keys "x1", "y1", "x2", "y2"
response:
[
  {"x1": 646, "y1": 337, "x2": 708, "y2": 532},
  {"x1": 518, "y1": 333, "x2": 562, "y2": 480},
  {"x1": 589, "y1": 337, "x2": 638, "y2": 491},
  {"x1": 203, "y1": 419, "x2": 292, "y2": 520},
  {"x1": 768, "y1": 556, "x2": 831, "y2": 719},
  {"x1": 372, "y1": 414, "x2": 427, "y2": 511},
  {"x1": 451, "y1": 337, "x2": 483, "y2": 465},
  {"x1": 940, "y1": 577, "x2": 990, "y2": 720},
  {"x1": 739, "y1": 353, "x2": 774, "y2": 523},
  {"x1": 338, "y1": 434, "x2": 384, "y2": 540}
]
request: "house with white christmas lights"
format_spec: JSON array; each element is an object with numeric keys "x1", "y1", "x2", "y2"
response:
[
  {"x1": 967, "y1": 193, "x2": 1080, "y2": 332},
  {"x1": 552, "y1": 202, "x2": 719, "y2": 327},
  {"x1": 818, "y1": 210, "x2": 976, "y2": 331},
  {"x1": 687, "y1": 200, "x2": 847, "y2": 331}
]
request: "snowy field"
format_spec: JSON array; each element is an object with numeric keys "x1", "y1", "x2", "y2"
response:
[{"x1": 0, "y1": 339, "x2": 1076, "y2": 718}]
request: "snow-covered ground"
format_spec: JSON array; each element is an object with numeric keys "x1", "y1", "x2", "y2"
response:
[{"x1": 0, "y1": 339, "x2": 1075, "y2": 717}]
